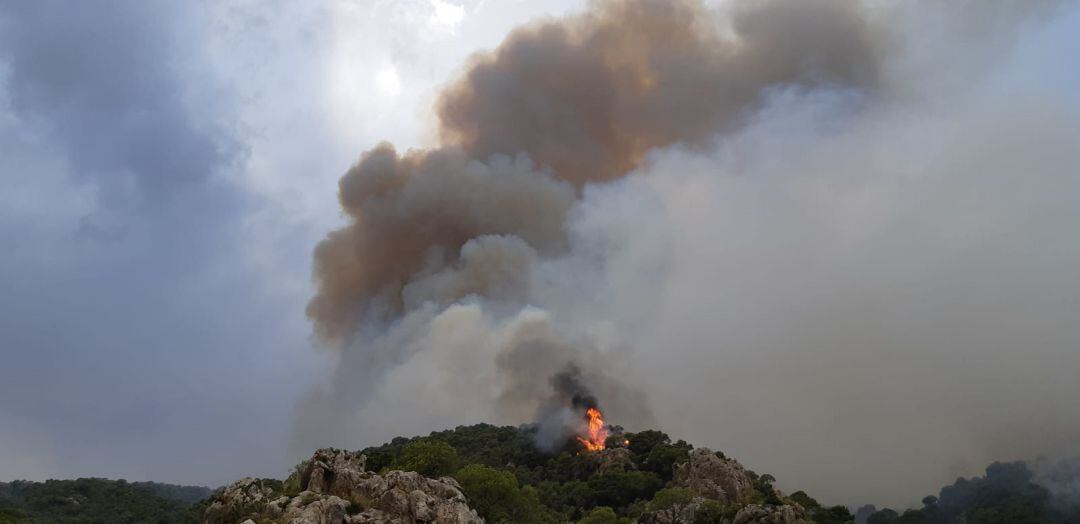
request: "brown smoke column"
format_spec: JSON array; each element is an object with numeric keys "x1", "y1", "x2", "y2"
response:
[{"x1": 307, "y1": 0, "x2": 882, "y2": 349}]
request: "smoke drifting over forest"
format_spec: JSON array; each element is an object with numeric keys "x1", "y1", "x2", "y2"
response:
[{"x1": 294, "y1": 0, "x2": 1080, "y2": 508}]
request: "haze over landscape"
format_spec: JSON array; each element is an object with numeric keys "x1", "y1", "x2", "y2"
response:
[{"x1": 2, "y1": 0, "x2": 1080, "y2": 515}]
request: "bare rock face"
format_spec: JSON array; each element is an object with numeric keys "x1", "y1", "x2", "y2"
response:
[
  {"x1": 732, "y1": 504, "x2": 809, "y2": 524},
  {"x1": 204, "y1": 448, "x2": 483, "y2": 524},
  {"x1": 351, "y1": 469, "x2": 479, "y2": 523},
  {"x1": 302, "y1": 448, "x2": 368, "y2": 498},
  {"x1": 204, "y1": 478, "x2": 284, "y2": 524},
  {"x1": 282, "y1": 493, "x2": 350, "y2": 524},
  {"x1": 672, "y1": 448, "x2": 755, "y2": 505},
  {"x1": 594, "y1": 447, "x2": 635, "y2": 473},
  {"x1": 637, "y1": 496, "x2": 709, "y2": 524}
]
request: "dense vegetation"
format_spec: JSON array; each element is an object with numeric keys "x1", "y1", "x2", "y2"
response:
[
  {"x1": 357, "y1": 423, "x2": 855, "y2": 523},
  {"x1": 3, "y1": 425, "x2": 1077, "y2": 523},
  {"x1": 0, "y1": 479, "x2": 210, "y2": 524},
  {"x1": 863, "y1": 461, "x2": 1080, "y2": 524}
]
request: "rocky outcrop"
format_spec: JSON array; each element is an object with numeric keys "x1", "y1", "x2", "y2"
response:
[
  {"x1": 204, "y1": 448, "x2": 483, "y2": 524},
  {"x1": 302, "y1": 448, "x2": 368, "y2": 497},
  {"x1": 204, "y1": 477, "x2": 285, "y2": 524},
  {"x1": 342, "y1": 470, "x2": 480, "y2": 523},
  {"x1": 593, "y1": 447, "x2": 636, "y2": 473},
  {"x1": 672, "y1": 448, "x2": 755, "y2": 505},
  {"x1": 732, "y1": 504, "x2": 808, "y2": 524},
  {"x1": 637, "y1": 496, "x2": 710, "y2": 524},
  {"x1": 281, "y1": 494, "x2": 350, "y2": 523}
]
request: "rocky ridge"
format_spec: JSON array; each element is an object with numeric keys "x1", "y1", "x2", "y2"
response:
[
  {"x1": 205, "y1": 441, "x2": 817, "y2": 524},
  {"x1": 204, "y1": 448, "x2": 482, "y2": 524},
  {"x1": 672, "y1": 448, "x2": 756, "y2": 505},
  {"x1": 639, "y1": 447, "x2": 809, "y2": 524}
]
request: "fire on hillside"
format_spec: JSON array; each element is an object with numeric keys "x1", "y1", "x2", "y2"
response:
[{"x1": 577, "y1": 407, "x2": 610, "y2": 452}]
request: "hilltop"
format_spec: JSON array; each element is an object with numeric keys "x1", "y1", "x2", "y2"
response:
[{"x1": 205, "y1": 423, "x2": 859, "y2": 523}]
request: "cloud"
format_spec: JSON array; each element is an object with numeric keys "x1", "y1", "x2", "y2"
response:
[
  {"x1": 0, "y1": 1, "x2": 237, "y2": 210},
  {"x1": 0, "y1": 0, "x2": 306, "y2": 485},
  {"x1": 0, "y1": 0, "x2": 600, "y2": 487}
]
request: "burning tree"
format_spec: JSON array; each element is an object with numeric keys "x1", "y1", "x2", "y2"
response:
[{"x1": 577, "y1": 407, "x2": 610, "y2": 452}]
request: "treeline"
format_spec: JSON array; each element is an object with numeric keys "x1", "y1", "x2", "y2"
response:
[
  {"x1": 0, "y1": 478, "x2": 210, "y2": 524},
  {"x1": 3, "y1": 425, "x2": 1077, "y2": 524},
  {"x1": 860, "y1": 461, "x2": 1080, "y2": 524}
]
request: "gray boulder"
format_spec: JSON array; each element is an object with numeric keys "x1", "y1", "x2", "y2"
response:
[
  {"x1": 672, "y1": 448, "x2": 755, "y2": 505},
  {"x1": 732, "y1": 503, "x2": 808, "y2": 524},
  {"x1": 594, "y1": 447, "x2": 636, "y2": 473},
  {"x1": 204, "y1": 448, "x2": 482, "y2": 524}
]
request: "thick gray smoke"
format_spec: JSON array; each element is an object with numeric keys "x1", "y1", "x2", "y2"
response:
[
  {"x1": 1035, "y1": 456, "x2": 1080, "y2": 513},
  {"x1": 299, "y1": 0, "x2": 881, "y2": 453},
  {"x1": 531, "y1": 365, "x2": 602, "y2": 450},
  {"x1": 295, "y1": 0, "x2": 1080, "y2": 508}
]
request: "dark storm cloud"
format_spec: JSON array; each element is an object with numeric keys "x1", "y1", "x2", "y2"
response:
[
  {"x1": 0, "y1": 0, "x2": 237, "y2": 208},
  {"x1": 0, "y1": 0, "x2": 305, "y2": 485}
]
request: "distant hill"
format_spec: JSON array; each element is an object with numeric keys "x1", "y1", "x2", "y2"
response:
[
  {"x1": 858, "y1": 461, "x2": 1080, "y2": 524},
  {"x1": 0, "y1": 478, "x2": 211, "y2": 523}
]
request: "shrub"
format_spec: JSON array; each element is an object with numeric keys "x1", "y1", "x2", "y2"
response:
[
  {"x1": 391, "y1": 440, "x2": 459, "y2": 477},
  {"x1": 587, "y1": 471, "x2": 664, "y2": 510},
  {"x1": 454, "y1": 464, "x2": 551, "y2": 523}
]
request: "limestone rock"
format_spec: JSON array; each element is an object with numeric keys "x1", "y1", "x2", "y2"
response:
[
  {"x1": 204, "y1": 448, "x2": 482, "y2": 524},
  {"x1": 672, "y1": 448, "x2": 755, "y2": 504},
  {"x1": 732, "y1": 504, "x2": 809, "y2": 524},
  {"x1": 204, "y1": 477, "x2": 284, "y2": 524},
  {"x1": 281, "y1": 494, "x2": 349, "y2": 524},
  {"x1": 302, "y1": 448, "x2": 368, "y2": 498},
  {"x1": 593, "y1": 447, "x2": 635, "y2": 473},
  {"x1": 637, "y1": 496, "x2": 708, "y2": 524}
]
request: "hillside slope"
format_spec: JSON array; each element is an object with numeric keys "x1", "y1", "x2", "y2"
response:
[
  {"x1": 0, "y1": 479, "x2": 210, "y2": 523},
  {"x1": 207, "y1": 423, "x2": 852, "y2": 523}
]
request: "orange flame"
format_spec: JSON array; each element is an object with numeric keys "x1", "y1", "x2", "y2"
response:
[{"x1": 576, "y1": 407, "x2": 609, "y2": 452}]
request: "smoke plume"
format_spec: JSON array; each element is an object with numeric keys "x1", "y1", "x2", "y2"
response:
[
  {"x1": 296, "y1": 0, "x2": 1080, "y2": 508},
  {"x1": 301, "y1": 0, "x2": 880, "y2": 449}
]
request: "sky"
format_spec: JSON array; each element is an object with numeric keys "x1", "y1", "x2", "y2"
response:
[
  {"x1": 0, "y1": 0, "x2": 585, "y2": 485},
  {"x1": 1, "y1": 0, "x2": 1079, "y2": 510}
]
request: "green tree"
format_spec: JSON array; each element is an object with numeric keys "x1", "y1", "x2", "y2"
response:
[
  {"x1": 642, "y1": 441, "x2": 692, "y2": 480},
  {"x1": 752, "y1": 473, "x2": 783, "y2": 505},
  {"x1": 646, "y1": 487, "x2": 694, "y2": 512},
  {"x1": 578, "y1": 506, "x2": 630, "y2": 524},
  {"x1": 454, "y1": 464, "x2": 551, "y2": 524},
  {"x1": 788, "y1": 490, "x2": 819, "y2": 509},
  {"x1": 626, "y1": 430, "x2": 670, "y2": 458},
  {"x1": 588, "y1": 471, "x2": 664, "y2": 510},
  {"x1": 391, "y1": 440, "x2": 459, "y2": 477},
  {"x1": 605, "y1": 435, "x2": 628, "y2": 449},
  {"x1": 545, "y1": 451, "x2": 598, "y2": 483},
  {"x1": 867, "y1": 508, "x2": 900, "y2": 524},
  {"x1": 362, "y1": 436, "x2": 410, "y2": 472},
  {"x1": 644, "y1": 488, "x2": 699, "y2": 524},
  {"x1": 537, "y1": 480, "x2": 596, "y2": 519},
  {"x1": 811, "y1": 505, "x2": 854, "y2": 524}
]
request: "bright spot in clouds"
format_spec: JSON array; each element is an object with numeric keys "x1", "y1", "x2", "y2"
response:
[
  {"x1": 429, "y1": 0, "x2": 465, "y2": 32},
  {"x1": 376, "y1": 65, "x2": 402, "y2": 96}
]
